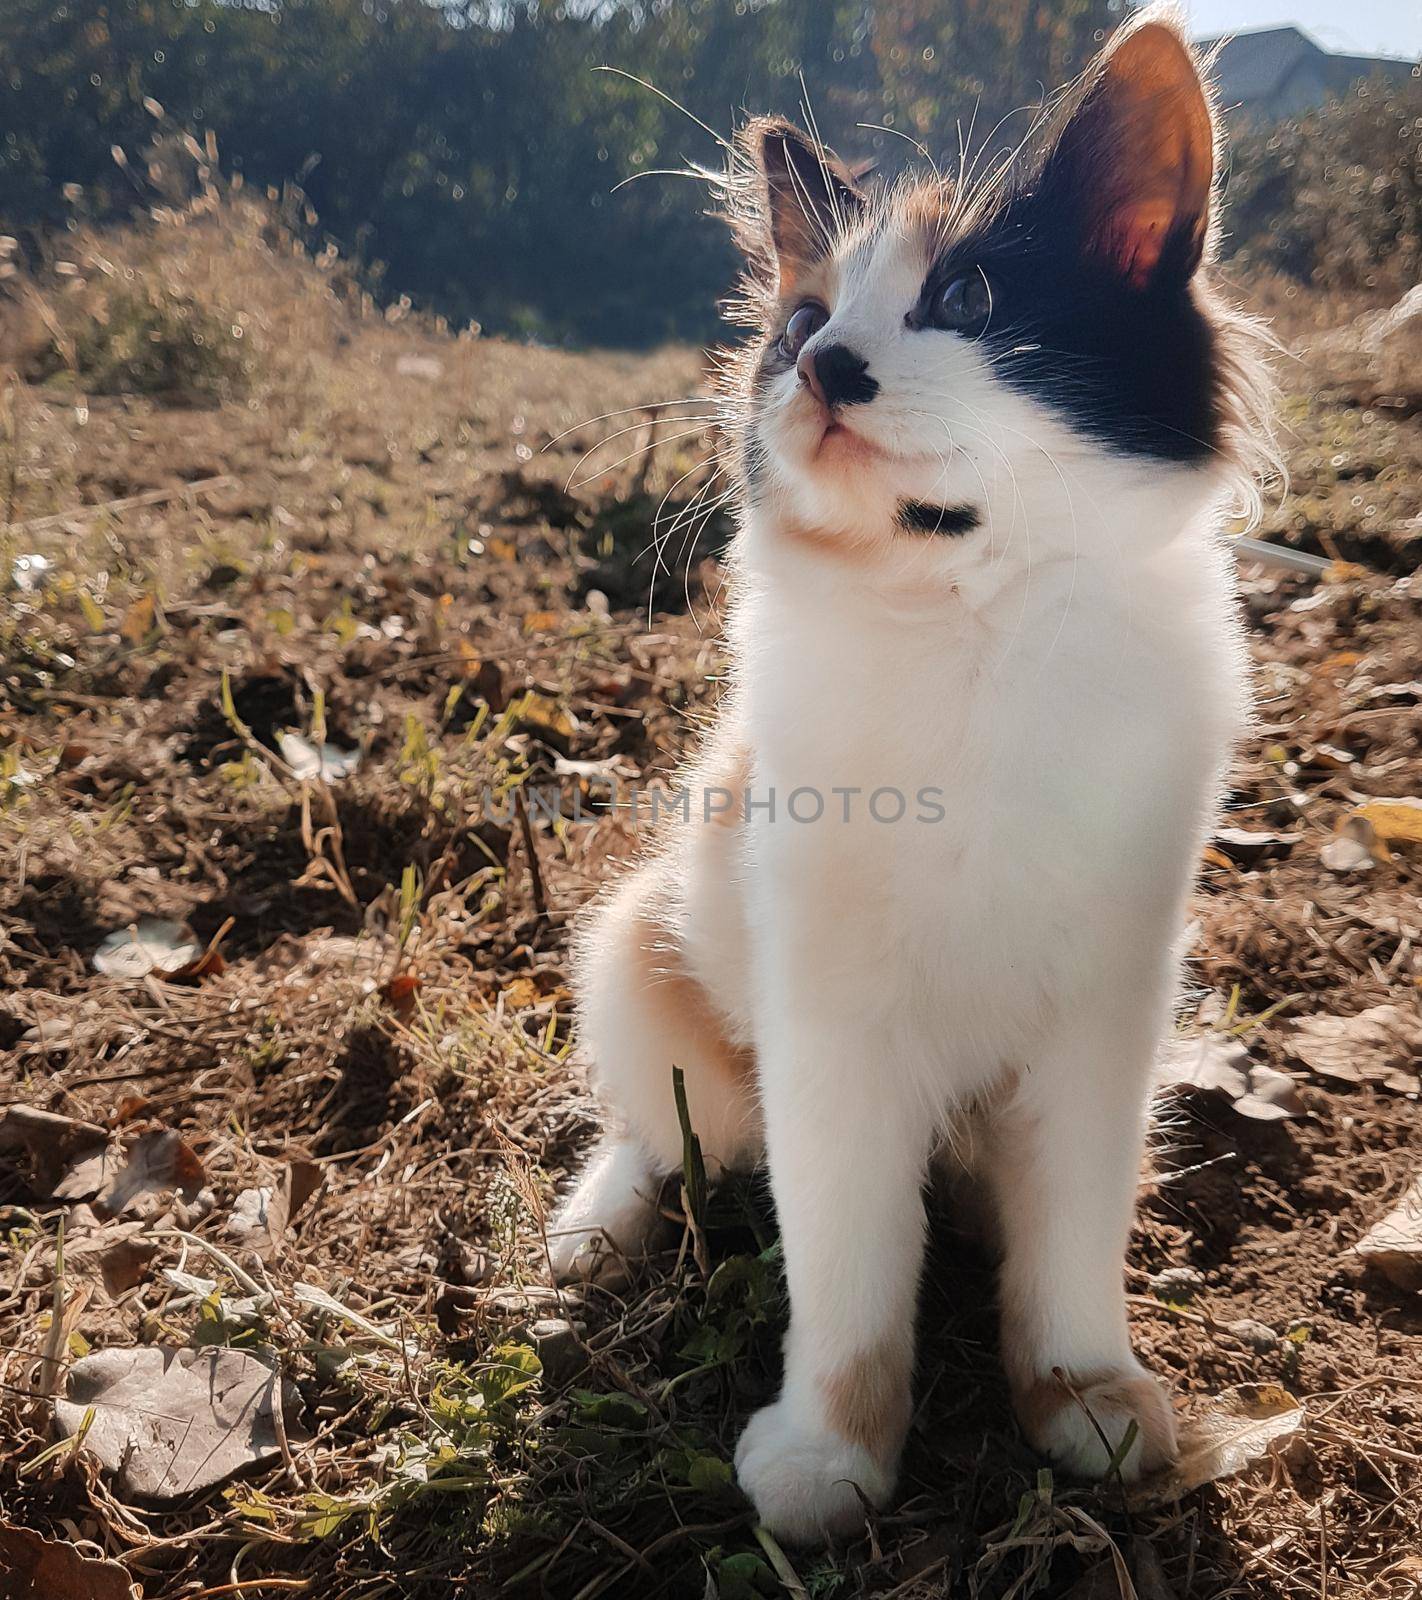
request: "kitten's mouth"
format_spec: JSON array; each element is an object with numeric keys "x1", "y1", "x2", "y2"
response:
[{"x1": 814, "y1": 418, "x2": 886, "y2": 462}]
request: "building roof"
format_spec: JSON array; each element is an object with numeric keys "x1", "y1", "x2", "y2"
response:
[{"x1": 1197, "y1": 24, "x2": 1418, "y2": 115}]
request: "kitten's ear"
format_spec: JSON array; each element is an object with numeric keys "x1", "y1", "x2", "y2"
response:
[
  {"x1": 739, "y1": 117, "x2": 864, "y2": 287},
  {"x1": 1042, "y1": 16, "x2": 1215, "y2": 290}
]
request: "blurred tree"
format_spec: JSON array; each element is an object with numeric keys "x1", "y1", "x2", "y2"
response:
[
  {"x1": 1221, "y1": 74, "x2": 1422, "y2": 294},
  {"x1": 871, "y1": 0, "x2": 1126, "y2": 160},
  {"x1": 0, "y1": 0, "x2": 1226, "y2": 345}
]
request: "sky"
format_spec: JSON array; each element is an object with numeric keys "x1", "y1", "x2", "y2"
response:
[{"x1": 1185, "y1": 0, "x2": 1422, "y2": 60}]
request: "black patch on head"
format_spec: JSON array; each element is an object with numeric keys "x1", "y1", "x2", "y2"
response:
[
  {"x1": 897, "y1": 500, "x2": 980, "y2": 536},
  {"x1": 908, "y1": 21, "x2": 1229, "y2": 464},
  {"x1": 919, "y1": 195, "x2": 1224, "y2": 463}
]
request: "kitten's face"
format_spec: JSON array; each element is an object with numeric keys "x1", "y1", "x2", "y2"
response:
[{"x1": 730, "y1": 18, "x2": 1248, "y2": 558}]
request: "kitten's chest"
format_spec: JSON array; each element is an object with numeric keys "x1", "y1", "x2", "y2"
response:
[
  {"x1": 741, "y1": 574, "x2": 1218, "y2": 920},
  {"x1": 748, "y1": 588, "x2": 1090, "y2": 819}
]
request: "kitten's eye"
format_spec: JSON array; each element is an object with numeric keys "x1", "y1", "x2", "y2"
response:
[
  {"x1": 932, "y1": 272, "x2": 991, "y2": 334},
  {"x1": 780, "y1": 302, "x2": 828, "y2": 359}
]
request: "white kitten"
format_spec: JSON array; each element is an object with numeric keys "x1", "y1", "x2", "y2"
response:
[{"x1": 552, "y1": 11, "x2": 1269, "y2": 1545}]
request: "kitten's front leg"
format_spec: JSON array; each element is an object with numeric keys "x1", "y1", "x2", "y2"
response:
[
  {"x1": 735, "y1": 1017, "x2": 931, "y2": 1544},
  {"x1": 989, "y1": 1005, "x2": 1178, "y2": 1480}
]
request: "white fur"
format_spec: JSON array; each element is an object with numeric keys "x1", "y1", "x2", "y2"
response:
[{"x1": 551, "y1": 210, "x2": 1249, "y2": 1540}]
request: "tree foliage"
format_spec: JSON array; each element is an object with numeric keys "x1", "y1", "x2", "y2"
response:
[
  {"x1": 1, "y1": 0, "x2": 1136, "y2": 342},
  {"x1": 22, "y1": 2, "x2": 1417, "y2": 342},
  {"x1": 1221, "y1": 74, "x2": 1422, "y2": 294}
]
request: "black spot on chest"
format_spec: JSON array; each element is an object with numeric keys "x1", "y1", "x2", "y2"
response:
[{"x1": 897, "y1": 500, "x2": 981, "y2": 536}]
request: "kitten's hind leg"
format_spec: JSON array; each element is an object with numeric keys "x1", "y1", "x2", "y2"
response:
[{"x1": 550, "y1": 864, "x2": 759, "y2": 1282}]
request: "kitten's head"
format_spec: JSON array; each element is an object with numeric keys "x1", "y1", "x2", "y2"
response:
[{"x1": 720, "y1": 12, "x2": 1268, "y2": 562}]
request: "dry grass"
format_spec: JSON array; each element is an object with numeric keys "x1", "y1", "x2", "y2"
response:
[{"x1": 0, "y1": 195, "x2": 1419, "y2": 1598}]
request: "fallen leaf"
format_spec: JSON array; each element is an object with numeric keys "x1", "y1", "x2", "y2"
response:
[
  {"x1": 380, "y1": 971, "x2": 422, "y2": 1016},
  {"x1": 1158, "y1": 1034, "x2": 1248, "y2": 1097},
  {"x1": 226, "y1": 1162, "x2": 320, "y2": 1257},
  {"x1": 1130, "y1": 1383, "x2": 1306, "y2": 1505},
  {"x1": 500, "y1": 975, "x2": 542, "y2": 1010},
  {"x1": 53, "y1": 1144, "x2": 125, "y2": 1203},
  {"x1": 1288, "y1": 1005, "x2": 1422, "y2": 1094},
  {"x1": 522, "y1": 609, "x2": 559, "y2": 634},
  {"x1": 66, "y1": 1224, "x2": 160, "y2": 1298},
  {"x1": 277, "y1": 731, "x2": 362, "y2": 781},
  {"x1": 1353, "y1": 797, "x2": 1422, "y2": 850},
  {"x1": 92, "y1": 918, "x2": 201, "y2": 980},
  {"x1": 93, "y1": 1130, "x2": 206, "y2": 1219},
  {"x1": 1355, "y1": 1176, "x2": 1422, "y2": 1291},
  {"x1": 77, "y1": 590, "x2": 106, "y2": 632},
  {"x1": 0, "y1": 1105, "x2": 108, "y2": 1195},
  {"x1": 118, "y1": 593, "x2": 156, "y2": 643},
  {"x1": 517, "y1": 692, "x2": 575, "y2": 740},
  {"x1": 1158, "y1": 1037, "x2": 1305, "y2": 1121},
  {"x1": 55, "y1": 1346, "x2": 291, "y2": 1500},
  {"x1": 0, "y1": 1521, "x2": 138, "y2": 1600}
]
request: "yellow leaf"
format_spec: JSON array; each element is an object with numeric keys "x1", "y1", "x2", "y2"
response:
[
  {"x1": 1318, "y1": 650, "x2": 1360, "y2": 673},
  {"x1": 119, "y1": 594, "x2": 155, "y2": 643},
  {"x1": 518, "y1": 692, "x2": 574, "y2": 739},
  {"x1": 501, "y1": 977, "x2": 541, "y2": 1010},
  {"x1": 1324, "y1": 560, "x2": 1369, "y2": 584},
  {"x1": 522, "y1": 610, "x2": 558, "y2": 635},
  {"x1": 487, "y1": 537, "x2": 517, "y2": 562},
  {"x1": 1353, "y1": 799, "x2": 1422, "y2": 848},
  {"x1": 78, "y1": 591, "x2": 105, "y2": 632}
]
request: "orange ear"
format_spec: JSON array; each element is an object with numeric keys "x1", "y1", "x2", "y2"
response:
[
  {"x1": 749, "y1": 118, "x2": 864, "y2": 284},
  {"x1": 1050, "y1": 19, "x2": 1215, "y2": 288}
]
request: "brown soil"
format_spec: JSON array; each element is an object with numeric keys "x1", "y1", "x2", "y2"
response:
[{"x1": 1, "y1": 246, "x2": 1419, "y2": 1598}]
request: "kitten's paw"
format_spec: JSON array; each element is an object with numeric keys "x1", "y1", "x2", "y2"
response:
[
  {"x1": 734, "y1": 1399, "x2": 893, "y2": 1545},
  {"x1": 547, "y1": 1224, "x2": 634, "y2": 1285},
  {"x1": 548, "y1": 1137, "x2": 661, "y2": 1284},
  {"x1": 1017, "y1": 1362, "x2": 1178, "y2": 1482}
]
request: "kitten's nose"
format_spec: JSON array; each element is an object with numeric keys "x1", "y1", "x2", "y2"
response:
[{"x1": 797, "y1": 342, "x2": 879, "y2": 410}]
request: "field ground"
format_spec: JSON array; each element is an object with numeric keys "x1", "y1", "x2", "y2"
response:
[{"x1": 1, "y1": 227, "x2": 1420, "y2": 1598}]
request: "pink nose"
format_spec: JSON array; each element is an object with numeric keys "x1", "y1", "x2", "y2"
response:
[
  {"x1": 796, "y1": 343, "x2": 879, "y2": 410},
  {"x1": 796, "y1": 346, "x2": 827, "y2": 407}
]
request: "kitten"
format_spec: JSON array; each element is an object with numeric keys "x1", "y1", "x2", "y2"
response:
[{"x1": 551, "y1": 10, "x2": 1268, "y2": 1545}]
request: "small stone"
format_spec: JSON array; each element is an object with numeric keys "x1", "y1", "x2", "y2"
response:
[
  {"x1": 1225, "y1": 1317, "x2": 1279, "y2": 1352},
  {"x1": 524, "y1": 1317, "x2": 586, "y2": 1385},
  {"x1": 1148, "y1": 1266, "x2": 1206, "y2": 1301},
  {"x1": 1321, "y1": 816, "x2": 1378, "y2": 874}
]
